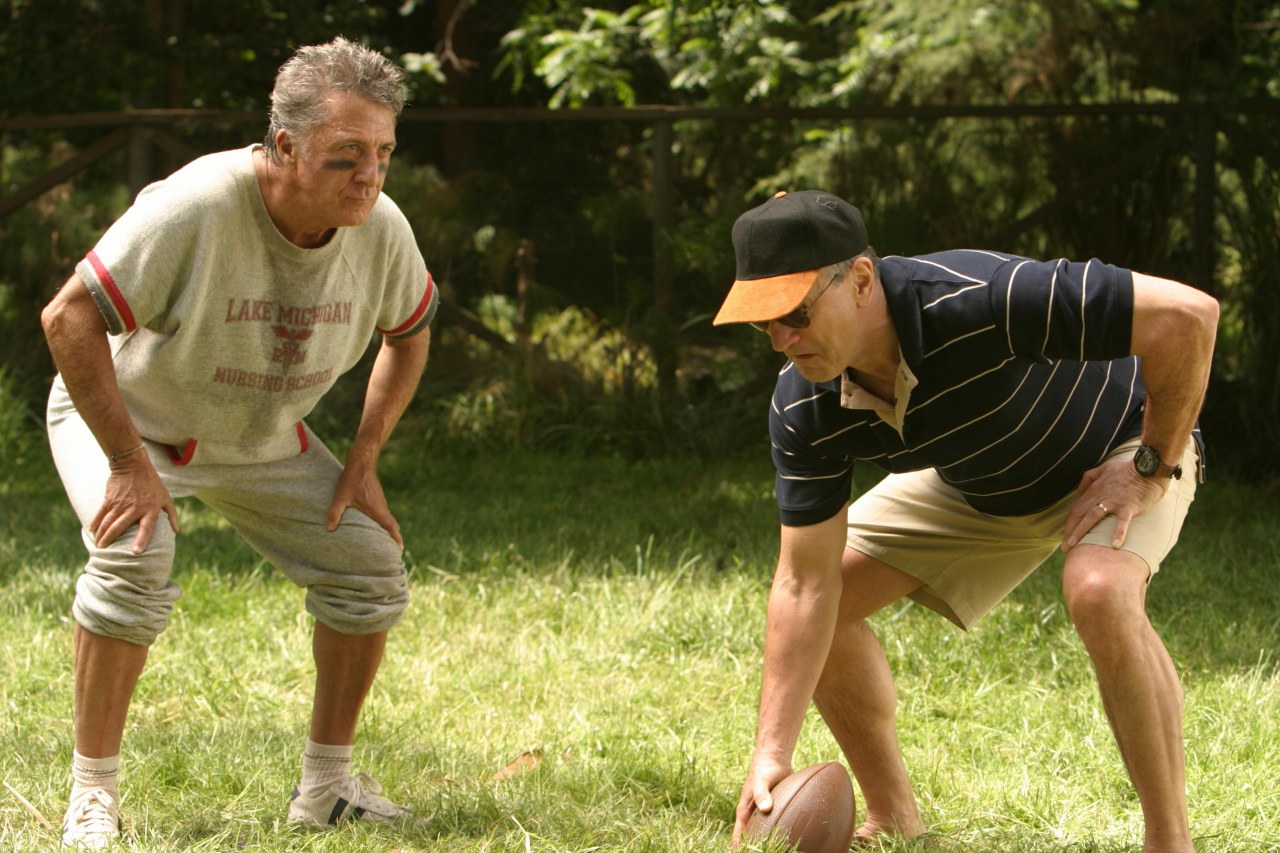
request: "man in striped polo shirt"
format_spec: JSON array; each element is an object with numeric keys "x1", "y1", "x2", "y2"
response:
[{"x1": 722, "y1": 191, "x2": 1216, "y2": 853}]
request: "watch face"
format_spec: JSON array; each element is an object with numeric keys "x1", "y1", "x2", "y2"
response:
[{"x1": 1135, "y1": 445, "x2": 1159, "y2": 476}]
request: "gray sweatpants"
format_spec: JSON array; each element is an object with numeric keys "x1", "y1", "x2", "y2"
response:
[{"x1": 47, "y1": 394, "x2": 409, "y2": 646}]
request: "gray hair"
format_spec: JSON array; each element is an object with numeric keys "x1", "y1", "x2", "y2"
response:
[
  {"x1": 825, "y1": 246, "x2": 879, "y2": 282},
  {"x1": 263, "y1": 36, "x2": 406, "y2": 161}
]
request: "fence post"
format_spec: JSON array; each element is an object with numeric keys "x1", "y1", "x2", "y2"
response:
[
  {"x1": 127, "y1": 124, "x2": 154, "y2": 200},
  {"x1": 652, "y1": 118, "x2": 676, "y2": 405}
]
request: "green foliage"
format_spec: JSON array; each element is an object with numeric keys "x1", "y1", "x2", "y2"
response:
[
  {"x1": 1208, "y1": 113, "x2": 1280, "y2": 473},
  {"x1": 3, "y1": 0, "x2": 1280, "y2": 472},
  {"x1": 425, "y1": 294, "x2": 768, "y2": 457},
  {"x1": 824, "y1": 0, "x2": 1137, "y2": 103},
  {"x1": 401, "y1": 50, "x2": 450, "y2": 103},
  {"x1": 0, "y1": 366, "x2": 43, "y2": 471},
  {"x1": 532, "y1": 6, "x2": 646, "y2": 108},
  {"x1": 493, "y1": 0, "x2": 1279, "y2": 112},
  {"x1": 491, "y1": 0, "x2": 1280, "y2": 474},
  {"x1": 0, "y1": 143, "x2": 133, "y2": 399},
  {"x1": 0, "y1": 0, "x2": 406, "y2": 115},
  {"x1": 497, "y1": 0, "x2": 820, "y2": 107},
  {"x1": 659, "y1": 2, "x2": 812, "y2": 103}
]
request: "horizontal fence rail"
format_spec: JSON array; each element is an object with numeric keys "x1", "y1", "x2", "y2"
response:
[
  {"x1": 4, "y1": 100, "x2": 1276, "y2": 402},
  {"x1": 3, "y1": 99, "x2": 1279, "y2": 130}
]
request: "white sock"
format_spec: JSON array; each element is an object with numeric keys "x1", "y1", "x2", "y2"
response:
[
  {"x1": 72, "y1": 751, "x2": 120, "y2": 797},
  {"x1": 298, "y1": 740, "x2": 352, "y2": 797}
]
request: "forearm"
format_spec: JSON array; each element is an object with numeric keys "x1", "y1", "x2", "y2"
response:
[
  {"x1": 347, "y1": 329, "x2": 431, "y2": 465},
  {"x1": 43, "y1": 275, "x2": 177, "y2": 548},
  {"x1": 1139, "y1": 356, "x2": 1210, "y2": 464},
  {"x1": 754, "y1": 574, "x2": 842, "y2": 762},
  {"x1": 1130, "y1": 273, "x2": 1219, "y2": 462}
]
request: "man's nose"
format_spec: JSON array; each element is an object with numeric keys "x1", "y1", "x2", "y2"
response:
[
  {"x1": 354, "y1": 150, "x2": 382, "y2": 184},
  {"x1": 768, "y1": 322, "x2": 799, "y2": 351}
]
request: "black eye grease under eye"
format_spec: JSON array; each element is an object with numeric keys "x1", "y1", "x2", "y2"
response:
[{"x1": 322, "y1": 159, "x2": 357, "y2": 170}]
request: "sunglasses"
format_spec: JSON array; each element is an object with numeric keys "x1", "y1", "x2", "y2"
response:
[{"x1": 749, "y1": 269, "x2": 841, "y2": 332}]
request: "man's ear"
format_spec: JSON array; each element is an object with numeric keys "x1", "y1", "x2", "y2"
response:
[
  {"x1": 275, "y1": 130, "x2": 297, "y2": 164},
  {"x1": 851, "y1": 256, "x2": 876, "y2": 303}
]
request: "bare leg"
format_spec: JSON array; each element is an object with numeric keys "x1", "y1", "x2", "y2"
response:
[
  {"x1": 1063, "y1": 545, "x2": 1193, "y2": 853},
  {"x1": 309, "y1": 622, "x2": 387, "y2": 745},
  {"x1": 812, "y1": 549, "x2": 927, "y2": 841},
  {"x1": 74, "y1": 624, "x2": 148, "y2": 758}
]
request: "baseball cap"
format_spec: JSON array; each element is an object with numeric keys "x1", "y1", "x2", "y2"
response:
[{"x1": 713, "y1": 190, "x2": 868, "y2": 326}]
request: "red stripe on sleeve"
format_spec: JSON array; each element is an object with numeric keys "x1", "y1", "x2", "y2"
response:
[
  {"x1": 86, "y1": 251, "x2": 137, "y2": 332},
  {"x1": 295, "y1": 421, "x2": 309, "y2": 453},
  {"x1": 378, "y1": 271, "x2": 435, "y2": 337}
]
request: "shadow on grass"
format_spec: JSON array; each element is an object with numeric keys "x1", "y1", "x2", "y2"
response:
[{"x1": 5, "y1": 437, "x2": 1277, "y2": 679}]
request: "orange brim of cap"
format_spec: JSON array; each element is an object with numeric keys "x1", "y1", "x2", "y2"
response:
[{"x1": 712, "y1": 270, "x2": 819, "y2": 326}]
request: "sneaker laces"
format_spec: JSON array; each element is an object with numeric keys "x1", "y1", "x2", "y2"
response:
[
  {"x1": 343, "y1": 772, "x2": 406, "y2": 818},
  {"x1": 65, "y1": 787, "x2": 119, "y2": 837}
]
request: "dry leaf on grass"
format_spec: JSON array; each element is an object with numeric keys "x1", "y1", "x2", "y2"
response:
[{"x1": 491, "y1": 749, "x2": 543, "y2": 781}]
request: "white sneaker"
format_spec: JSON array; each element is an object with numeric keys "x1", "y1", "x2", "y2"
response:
[
  {"x1": 61, "y1": 787, "x2": 120, "y2": 849},
  {"x1": 287, "y1": 771, "x2": 410, "y2": 827}
]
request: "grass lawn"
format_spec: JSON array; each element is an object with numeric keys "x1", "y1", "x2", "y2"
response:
[{"x1": 1, "y1": 435, "x2": 1277, "y2": 851}]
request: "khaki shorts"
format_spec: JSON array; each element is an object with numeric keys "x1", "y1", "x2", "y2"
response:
[{"x1": 845, "y1": 437, "x2": 1200, "y2": 630}]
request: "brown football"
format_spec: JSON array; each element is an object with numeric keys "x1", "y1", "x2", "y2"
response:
[{"x1": 743, "y1": 761, "x2": 856, "y2": 853}]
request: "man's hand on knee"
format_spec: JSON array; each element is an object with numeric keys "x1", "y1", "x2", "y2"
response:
[
  {"x1": 1063, "y1": 456, "x2": 1164, "y2": 552},
  {"x1": 92, "y1": 454, "x2": 178, "y2": 554}
]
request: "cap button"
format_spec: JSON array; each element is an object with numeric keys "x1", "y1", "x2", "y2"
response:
[{"x1": 772, "y1": 190, "x2": 788, "y2": 198}]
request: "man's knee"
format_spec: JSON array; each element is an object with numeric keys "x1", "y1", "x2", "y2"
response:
[
  {"x1": 305, "y1": 564, "x2": 410, "y2": 635},
  {"x1": 817, "y1": 619, "x2": 885, "y2": 687},
  {"x1": 72, "y1": 524, "x2": 181, "y2": 646},
  {"x1": 1062, "y1": 547, "x2": 1150, "y2": 639},
  {"x1": 306, "y1": 588, "x2": 409, "y2": 635}
]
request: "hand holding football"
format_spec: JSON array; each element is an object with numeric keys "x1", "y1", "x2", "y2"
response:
[{"x1": 743, "y1": 761, "x2": 856, "y2": 853}]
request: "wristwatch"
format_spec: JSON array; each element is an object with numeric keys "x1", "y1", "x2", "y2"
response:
[{"x1": 1133, "y1": 444, "x2": 1182, "y2": 480}]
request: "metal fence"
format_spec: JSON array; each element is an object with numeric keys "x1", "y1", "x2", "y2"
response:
[{"x1": 4, "y1": 100, "x2": 1277, "y2": 405}]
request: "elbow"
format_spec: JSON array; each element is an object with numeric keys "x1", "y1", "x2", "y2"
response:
[
  {"x1": 1132, "y1": 273, "x2": 1219, "y2": 359},
  {"x1": 1190, "y1": 290, "x2": 1220, "y2": 352},
  {"x1": 41, "y1": 278, "x2": 107, "y2": 347},
  {"x1": 40, "y1": 300, "x2": 66, "y2": 343},
  {"x1": 1201, "y1": 290, "x2": 1220, "y2": 327},
  {"x1": 1160, "y1": 288, "x2": 1219, "y2": 358},
  {"x1": 40, "y1": 297, "x2": 87, "y2": 347}
]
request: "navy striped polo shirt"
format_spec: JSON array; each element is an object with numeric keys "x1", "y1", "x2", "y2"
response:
[{"x1": 770, "y1": 249, "x2": 1169, "y2": 526}]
